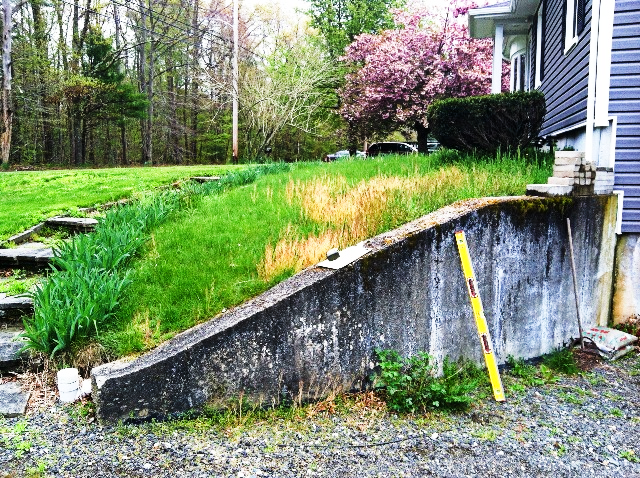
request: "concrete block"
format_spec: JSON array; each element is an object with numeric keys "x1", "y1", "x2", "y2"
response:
[
  {"x1": 555, "y1": 150, "x2": 585, "y2": 161},
  {"x1": 554, "y1": 164, "x2": 580, "y2": 173},
  {"x1": 554, "y1": 155, "x2": 582, "y2": 166},
  {"x1": 526, "y1": 184, "x2": 574, "y2": 196},
  {"x1": 573, "y1": 185, "x2": 596, "y2": 196},
  {"x1": 594, "y1": 186, "x2": 614, "y2": 195},
  {"x1": 548, "y1": 177, "x2": 574, "y2": 186}
]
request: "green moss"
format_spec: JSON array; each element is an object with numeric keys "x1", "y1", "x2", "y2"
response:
[{"x1": 494, "y1": 196, "x2": 575, "y2": 222}]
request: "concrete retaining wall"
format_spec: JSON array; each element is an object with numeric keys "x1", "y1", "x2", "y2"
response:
[
  {"x1": 612, "y1": 234, "x2": 640, "y2": 323},
  {"x1": 92, "y1": 195, "x2": 618, "y2": 423}
]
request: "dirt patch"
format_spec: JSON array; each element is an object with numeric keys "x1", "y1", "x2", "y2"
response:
[{"x1": 572, "y1": 344, "x2": 603, "y2": 372}]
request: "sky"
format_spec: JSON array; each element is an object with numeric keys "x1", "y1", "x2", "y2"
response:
[{"x1": 242, "y1": 0, "x2": 310, "y2": 17}]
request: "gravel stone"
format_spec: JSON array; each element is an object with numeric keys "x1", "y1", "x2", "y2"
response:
[{"x1": 2, "y1": 356, "x2": 640, "y2": 477}]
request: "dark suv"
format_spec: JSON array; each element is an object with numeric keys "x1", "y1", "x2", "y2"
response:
[{"x1": 366, "y1": 142, "x2": 418, "y2": 157}]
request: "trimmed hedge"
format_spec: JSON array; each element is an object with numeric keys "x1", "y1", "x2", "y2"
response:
[{"x1": 426, "y1": 91, "x2": 546, "y2": 153}]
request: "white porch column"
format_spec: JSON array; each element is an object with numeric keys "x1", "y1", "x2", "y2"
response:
[{"x1": 492, "y1": 23, "x2": 504, "y2": 93}]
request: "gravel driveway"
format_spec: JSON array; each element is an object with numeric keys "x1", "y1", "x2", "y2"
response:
[{"x1": 2, "y1": 352, "x2": 640, "y2": 478}]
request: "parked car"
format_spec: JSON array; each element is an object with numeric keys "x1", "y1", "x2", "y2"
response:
[
  {"x1": 323, "y1": 150, "x2": 350, "y2": 162},
  {"x1": 366, "y1": 142, "x2": 418, "y2": 157},
  {"x1": 323, "y1": 150, "x2": 367, "y2": 161},
  {"x1": 407, "y1": 140, "x2": 440, "y2": 153}
]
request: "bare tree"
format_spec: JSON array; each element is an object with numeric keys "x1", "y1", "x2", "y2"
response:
[{"x1": 240, "y1": 36, "x2": 339, "y2": 159}]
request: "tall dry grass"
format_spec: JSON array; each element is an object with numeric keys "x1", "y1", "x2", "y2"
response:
[{"x1": 259, "y1": 167, "x2": 471, "y2": 280}]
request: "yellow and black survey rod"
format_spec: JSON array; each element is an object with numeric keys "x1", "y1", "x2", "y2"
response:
[{"x1": 455, "y1": 230, "x2": 505, "y2": 402}]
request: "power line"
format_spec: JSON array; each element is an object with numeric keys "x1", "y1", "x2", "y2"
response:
[
  {"x1": 108, "y1": 0, "x2": 258, "y2": 57},
  {"x1": 110, "y1": 0, "x2": 233, "y2": 45},
  {"x1": 57, "y1": 0, "x2": 219, "y2": 51}
]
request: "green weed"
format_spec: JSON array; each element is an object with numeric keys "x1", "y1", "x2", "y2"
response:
[
  {"x1": 610, "y1": 408, "x2": 624, "y2": 418},
  {"x1": 471, "y1": 427, "x2": 498, "y2": 441},
  {"x1": 506, "y1": 355, "x2": 544, "y2": 386},
  {"x1": 374, "y1": 349, "x2": 482, "y2": 413},
  {"x1": 0, "y1": 419, "x2": 35, "y2": 459},
  {"x1": 620, "y1": 450, "x2": 640, "y2": 463},
  {"x1": 0, "y1": 269, "x2": 40, "y2": 296},
  {"x1": 542, "y1": 347, "x2": 579, "y2": 375},
  {"x1": 557, "y1": 392, "x2": 584, "y2": 405}
]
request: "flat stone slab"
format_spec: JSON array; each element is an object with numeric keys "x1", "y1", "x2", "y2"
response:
[
  {"x1": 2, "y1": 222, "x2": 45, "y2": 247},
  {"x1": 0, "y1": 243, "x2": 54, "y2": 271},
  {"x1": 0, "y1": 295, "x2": 34, "y2": 322},
  {"x1": 45, "y1": 216, "x2": 98, "y2": 233},
  {"x1": 0, "y1": 329, "x2": 26, "y2": 370},
  {"x1": 0, "y1": 382, "x2": 30, "y2": 417},
  {"x1": 190, "y1": 176, "x2": 221, "y2": 183}
]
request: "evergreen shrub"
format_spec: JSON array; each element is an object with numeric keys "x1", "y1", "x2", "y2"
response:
[{"x1": 427, "y1": 91, "x2": 546, "y2": 154}]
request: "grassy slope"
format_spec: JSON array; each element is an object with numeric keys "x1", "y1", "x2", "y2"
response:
[
  {"x1": 109, "y1": 152, "x2": 552, "y2": 356},
  {"x1": 0, "y1": 165, "x2": 240, "y2": 240}
]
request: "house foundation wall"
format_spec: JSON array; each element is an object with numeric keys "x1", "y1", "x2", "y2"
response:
[{"x1": 612, "y1": 234, "x2": 640, "y2": 323}]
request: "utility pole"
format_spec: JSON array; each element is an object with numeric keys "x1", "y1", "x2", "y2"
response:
[{"x1": 232, "y1": 0, "x2": 238, "y2": 164}]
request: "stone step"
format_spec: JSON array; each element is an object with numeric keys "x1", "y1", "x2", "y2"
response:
[
  {"x1": 0, "y1": 328, "x2": 27, "y2": 372},
  {"x1": 0, "y1": 295, "x2": 34, "y2": 324},
  {"x1": 4, "y1": 216, "x2": 99, "y2": 247},
  {"x1": 0, "y1": 382, "x2": 30, "y2": 417},
  {"x1": 4, "y1": 222, "x2": 45, "y2": 247},
  {"x1": 190, "y1": 176, "x2": 221, "y2": 183},
  {"x1": 45, "y1": 216, "x2": 98, "y2": 233},
  {"x1": 0, "y1": 243, "x2": 54, "y2": 272}
]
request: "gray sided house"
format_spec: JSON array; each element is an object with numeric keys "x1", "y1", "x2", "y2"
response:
[{"x1": 469, "y1": 0, "x2": 640, "y2": 322}]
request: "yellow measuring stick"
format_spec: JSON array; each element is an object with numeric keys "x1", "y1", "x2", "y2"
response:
[{"x1": 455, "y1": 230, "x2": 505, "y2": 402}]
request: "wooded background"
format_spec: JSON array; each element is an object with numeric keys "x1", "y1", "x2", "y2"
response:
[{"x1": 1, "y1": 0, "x2": 344, "y2": 166}]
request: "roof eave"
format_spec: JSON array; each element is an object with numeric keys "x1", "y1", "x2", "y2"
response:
[
  {"x1": 469, "y1": 0, "x2": 539, "y2": 39},
  {"x1": 469, "y1": 4, "x2": 514, "y2": 38}
]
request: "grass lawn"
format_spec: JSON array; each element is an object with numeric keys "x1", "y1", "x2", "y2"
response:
[
  {"x1": 0, "y1": 165, "x2": 241, "y2": 241},
  {"x1": 105, "y1": 151, "x2": 552, "y2": 357}
]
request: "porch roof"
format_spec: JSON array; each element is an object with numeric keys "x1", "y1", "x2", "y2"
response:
[{"x1": 469, "y1": 0, "x2": 539, "y2": 39}]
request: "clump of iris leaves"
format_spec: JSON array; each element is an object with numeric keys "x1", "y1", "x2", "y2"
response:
[{"x1": 21, "y1": 163, "x2": 290, "y2": 358}]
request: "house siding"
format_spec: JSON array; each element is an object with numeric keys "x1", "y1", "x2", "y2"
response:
[
  {"x1": 611, "y1": 0, "x2": 640, "y2": 233},
  {"x1": 539, "y1": 0, "x2": 592, "y2": 136}
]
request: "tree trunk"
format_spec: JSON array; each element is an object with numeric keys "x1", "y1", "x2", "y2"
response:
[
  {"x1": 138, "y1": 0, "x2": 153, "y2": 165},
  {"x1": 190, "y1": 1, "x2": 200, "y2": 162},
  {"x1": 70, "y1": 0, "x2": 91, "y2": 165},
  {"x1": 415, "y1": 122, "x2": 430, "y2": 154},
  {"x1": 113, "y1": 0, "x2": 127, "y2": 164},
  {"x1": 31, "y1": 0, "x2": 54, "y2": 164},
  {"x1": 167, "y1": 57, "x2": 180, "y2": 163},
  {"x1": 1, "y1": 0, "x2": 13, "y2": 166}
]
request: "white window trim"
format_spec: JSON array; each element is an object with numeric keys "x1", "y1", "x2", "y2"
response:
[
  {"x1": 535, "y1": 5, "x2": 543, "y2": 88},
  {"x1": 564, "y1": 0, "x2": 579, "y2": 54}
]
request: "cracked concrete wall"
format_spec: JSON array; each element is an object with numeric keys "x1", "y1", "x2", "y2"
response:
[{"x1": 92, "y1": 195, "x2": 618, "y2": 423}]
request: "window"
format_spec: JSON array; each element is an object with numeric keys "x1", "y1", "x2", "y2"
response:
[
  {"x1": 565, "y1": 0, "x2": 586, "y2": 53},
  {"x1": 511, "y1": 53, "x2": 527, "y2": 92}
]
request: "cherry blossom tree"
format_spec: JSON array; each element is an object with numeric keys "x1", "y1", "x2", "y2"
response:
[{"x1": 339, "y1": 3, "x2": 495, "y2": 152}]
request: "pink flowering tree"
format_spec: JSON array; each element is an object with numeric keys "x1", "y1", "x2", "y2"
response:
[{"x1": 339, "y1": 3, "x2": 495, "y2": 152}]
